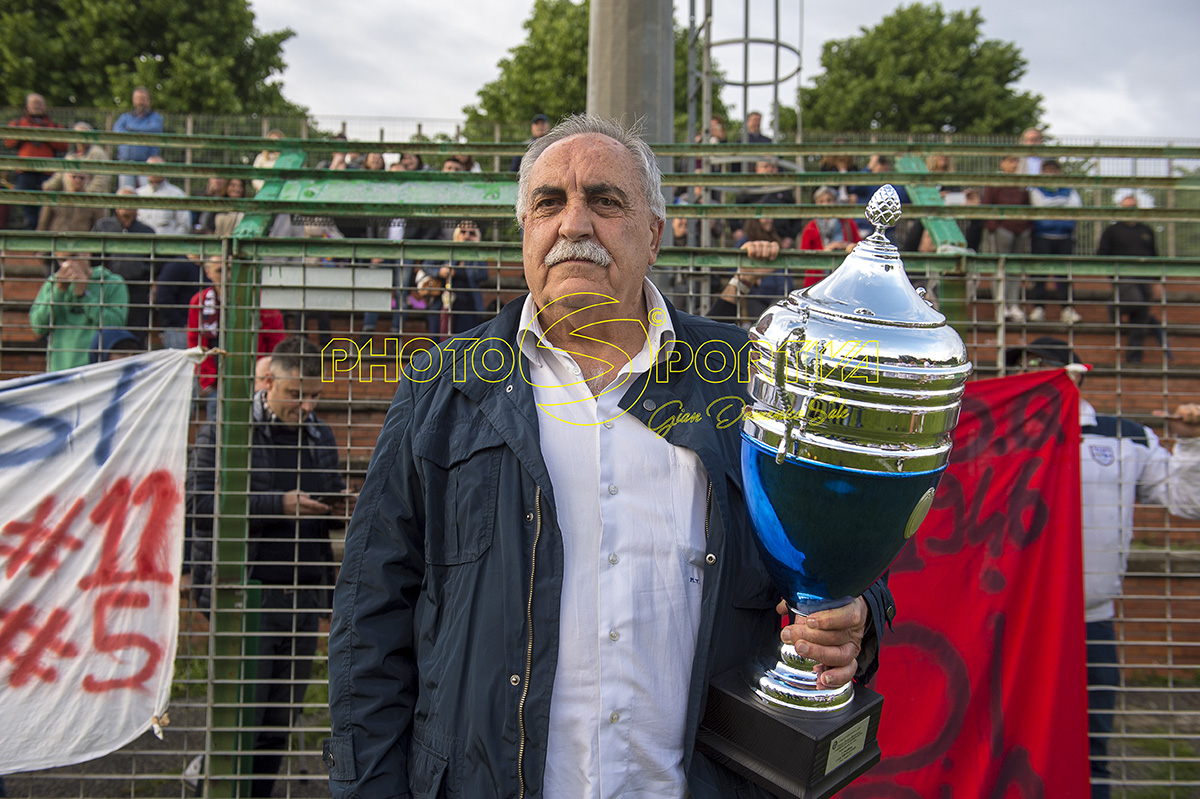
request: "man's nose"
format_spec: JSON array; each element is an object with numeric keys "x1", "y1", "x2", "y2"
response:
[
  {"x1": 557, "y1": 197, "x2": 594, "y2": 241},
  {"x1": 301, "y1": 398, "x2": 318, "y2": 415}
]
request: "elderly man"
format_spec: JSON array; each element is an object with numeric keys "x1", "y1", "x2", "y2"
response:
[
  {"x1": 5, "y1": 93, "x2": 67, "y2": 229},
  {"x1": 113, "y1": 86, "x2": 164, "y2": 189},
  {"x1": 326, "y1": 115, "x2": 891, "y2": 798},
  {"x1": 136, "y1": 155, "x2": 192, "y2": 234}
]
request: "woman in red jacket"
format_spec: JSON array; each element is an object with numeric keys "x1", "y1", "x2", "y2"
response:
[{"x1": 798, "y1": 185, "x2": 862, "y2": 286}]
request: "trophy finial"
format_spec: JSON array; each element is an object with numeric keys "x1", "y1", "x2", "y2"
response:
[{"x1": 865, "y1": 184, "x2": 902, "y2": 239}]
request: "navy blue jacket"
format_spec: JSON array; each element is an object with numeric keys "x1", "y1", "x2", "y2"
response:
[{"x1": 325, "y1": 298, "x2": 893, "y2": 798}]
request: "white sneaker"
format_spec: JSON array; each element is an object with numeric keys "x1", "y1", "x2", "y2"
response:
[
  {"x1": 1060, "y1": 306, "x2": 1083, "y2": 325},
  {"x1": 1029, "y1": 306, "x2": 1046, "y2": 322},
  {"x1": 1004, "y1": 305, "x2": 1026, "y2": 323}
]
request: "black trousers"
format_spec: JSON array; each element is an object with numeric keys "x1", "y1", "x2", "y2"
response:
[
  {"x1": 250, "y1": 587, "x2": 323, "y2": 797},
  {"x1": 1087, "y1": 619, "x2": 1119, "y2": 799}
]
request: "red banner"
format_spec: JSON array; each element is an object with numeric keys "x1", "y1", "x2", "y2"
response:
[{"x1": 844, "y1": 369, "x2": 1091, "y2": 798}]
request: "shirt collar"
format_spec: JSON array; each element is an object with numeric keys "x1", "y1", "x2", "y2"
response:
[{"x1": 516, "y1": 277, "x2": 676, "y2": 369}]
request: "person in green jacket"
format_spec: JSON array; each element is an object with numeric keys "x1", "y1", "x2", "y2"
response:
[{"x1": 29, "y1": 253, "x2": 129, "y2": 371}]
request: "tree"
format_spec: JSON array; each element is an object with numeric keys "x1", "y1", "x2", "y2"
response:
[
  {"x1": 0, "y1": 0, "x2": 304, "y2": 115},
  {"x1": 462, "y1": 0, "x2": 729, "y2": 142},
  {"x1": 462, "y1": 0, "x2": 590, "y2": 142},
  {"x1": 800, "y1": 3, "x2": 1042, "y2": 134}
]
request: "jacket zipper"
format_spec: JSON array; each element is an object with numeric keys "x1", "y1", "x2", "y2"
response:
[{"x1": 517, "y1": 486, "x2": 542, "y2": 799}]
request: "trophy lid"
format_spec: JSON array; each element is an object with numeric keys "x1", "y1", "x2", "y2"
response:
[{"x1": 800, "y1": 184, "x2": 943, "y2": 328}]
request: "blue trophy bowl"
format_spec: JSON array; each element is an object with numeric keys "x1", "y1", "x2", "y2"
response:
[{"x1": 741, "y1": 432, "x2": 942, "y2": 614}]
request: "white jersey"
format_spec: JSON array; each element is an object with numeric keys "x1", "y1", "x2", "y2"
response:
[{"x1": 1080, "y1": 399, "x2": 1200, "y2": 621}]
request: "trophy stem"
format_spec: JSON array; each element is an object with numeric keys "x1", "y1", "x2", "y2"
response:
[{"x1": 751, "y1": 642, "x2": 854, "y2": 713}]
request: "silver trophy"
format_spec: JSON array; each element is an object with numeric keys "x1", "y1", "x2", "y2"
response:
[{"x1": 699, "y1": 185, "x2": 972, "y2": 798}]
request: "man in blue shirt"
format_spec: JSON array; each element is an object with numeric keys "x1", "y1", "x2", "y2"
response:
[{"x1": 113, "y1": 86, "x2": 164, "y2": 189}]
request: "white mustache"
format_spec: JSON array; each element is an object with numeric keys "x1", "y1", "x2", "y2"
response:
[{"x1": 545, "y1": 238, "x2": 613, "y2": 268}]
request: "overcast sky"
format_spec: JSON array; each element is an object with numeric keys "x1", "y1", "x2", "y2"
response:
[{"x1": 249, "y1": 0, "x2": 1199, "y2": 143}]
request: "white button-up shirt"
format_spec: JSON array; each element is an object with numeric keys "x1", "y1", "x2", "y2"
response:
[{"x1": 518, "y1": 280, "x2": 709, "y2": 798}]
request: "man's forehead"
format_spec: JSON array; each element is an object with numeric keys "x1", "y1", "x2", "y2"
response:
[{"x1": 531, "y1": 133, "x2": 639, "y2": 184}]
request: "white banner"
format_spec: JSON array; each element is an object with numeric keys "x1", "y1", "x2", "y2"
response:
[{"x1": 0, "y1": 349, "x2": 198, "y2": 775}]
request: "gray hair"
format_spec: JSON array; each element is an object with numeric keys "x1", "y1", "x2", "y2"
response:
[
  {"x1": 515, "y1": 114, "x2": 666, "y2": 228},
  {"x1": 813, "y1": 185, "x2": 837, "y2": 202}
]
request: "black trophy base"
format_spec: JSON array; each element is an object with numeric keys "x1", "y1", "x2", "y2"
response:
[{"x1": 696, "y1": 669, "x2": 883, "y2": 799}]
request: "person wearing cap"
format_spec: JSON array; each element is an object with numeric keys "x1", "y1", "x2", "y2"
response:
[
  {"x1": 1007, "y1": 337, "x2": 1200, "y2": 798},
  {"x1": 510, "y1": 113, "x2": 551, "y2": 172}
]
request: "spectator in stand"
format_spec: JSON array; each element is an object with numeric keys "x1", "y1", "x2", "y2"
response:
[
  {"x1": 136, "y1": 156, "x2": 191, "y2": 234},
  {"x1": 1098, "y1": 190, "x2": 1167, "y2": 364},
  {"x1": 436, "y1": 219, "x2": 490, "y2": 336},
  {"x1": 1021, "y1": 127, "x2": 1045, "y2": 176},
  {"x1": 193, "y1": 177, "x2": 230, "y2": 234},
  {"x1": 251, "y1": 129, "x2": 285, "y2": 192},
  {"x1": 818, "y1": 143, "x2": 859, "y2": 203},
  {"x1": 450, "y1": 141, "x2": 482, "y2": 173},
  {"x1": 849, "y1": 154, "x2": 911, "y2": 205},
  {"x1": 799, "y1": 185, "x2": 864, "y2": 287},
  {"x1": 36, "y1": 162, "x2": 105, "y2": 233},
  {"x1": 213, "y1": 178, "x2": 247, "y2": 238},
  {"x1": 188, "y1": 334, "x2": 348, "y2": 799},
  {"x1": 981, "y1": 154, "x2": 1033, "y2": 323},
  {"x1": 363, "y1": 151, "x2": 386, "y2": 172},
  {"x1": 188, "y1": 254, "x2": 285, "y2": 419},
  {"x1": 398, "y1": 152, "x2": 426, "y2": 171},
  {"x1": 30, "y1": 251, "x2": 129, "y2": 372},
  {"x1": 1028, "y1": 160, "x2": 1083, "y2": 325},
  {"x1": 113, "y1": 86, "x2": 164, "y2": 190},
  {"x1": 926, "y1": 153, "x2": 966, "y2": 204},
  {"x1": 510, "y1": 113, "x2": 551, "y2": 172},
  {"x1": 42, "y1": 122, "x2": 112, "y2": 195},
  {"x1": 153, "y1": 253, "x2": 205, "y2": 349},
  {"x1": 744, "y1": 110, "x2": 772, "y2": 143},
  {"x1": 92, "y1": 187, "x2": 156, "y2": 345},
  {"x1": 732, "y1": 159, "x2": 798, "y2": 248},
  {"x1": 316, "y1": 133, "x2": 349, "y2": 170},
  {"x1": 5, "y1": 93, "x2": 67, "y2": 229}
]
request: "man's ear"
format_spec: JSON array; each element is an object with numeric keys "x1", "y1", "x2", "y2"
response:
[{"x1": 647, "y1": 219, "x2": 665, "y2": 266}]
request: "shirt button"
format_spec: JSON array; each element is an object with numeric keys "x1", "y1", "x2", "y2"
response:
[
  {"x1": 706, "y1": 553, "x2": 717, "y2": 565},
  {"x1": 510, "y1": 674, "x2": 521, "y2": 686},
  {"x1": 608, "y1": 484, "x2": 618, "y2": 495},
  {"x1": 603, "y1": 421, "x2": 613, "y2": 429},
  {"x1": 572, "y1": 366, "x2": 581, "y2": 376},
  {"x1": 609, "y1": 553, "x2": 619, "y2": 565},
  {"x1": 609, "y1": 629, "x2": 619, "y2": 641},
  {"x1": 610, "y1": 711, "x2": 620, "y2": 724}
]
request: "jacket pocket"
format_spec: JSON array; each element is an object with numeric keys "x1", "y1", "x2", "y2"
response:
[
  {"x1": 414, "y1": 425, "x2": 503, "y2": 565},
  {"x1": 409, "y1": 733, "x2": 451, "y2": 799}
]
